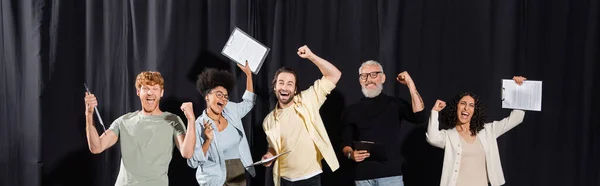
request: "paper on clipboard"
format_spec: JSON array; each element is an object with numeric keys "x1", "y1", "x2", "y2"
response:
[
  {"x1": 221, "y1": 27, "x2": 270, "y2": 74},
  {"x1": 501, "y1": 79, "x2": 543, "y2": 111},
  {"x1": 245, "y1": 151, "x2": 290, "y2": 168}
]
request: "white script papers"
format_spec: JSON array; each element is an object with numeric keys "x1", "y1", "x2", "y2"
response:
[
  {"x1": 221, "y1": 27, "x2": 270, "y2": 74},
  {"x1": 501, "y1": 79, "x2": 543, "y2": 111}
]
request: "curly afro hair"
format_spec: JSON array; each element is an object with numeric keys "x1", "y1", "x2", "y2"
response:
[
  {"x1": 440, "y1": 92, "x2": 487, "y2": 136},
  {"x1": 196, "y1": 68, "x2": 235, "y2": 96}
]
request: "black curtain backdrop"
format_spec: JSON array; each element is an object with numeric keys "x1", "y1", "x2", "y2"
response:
[{"x1": 1, "y1": 0, "x2": 599, "y2": 186}]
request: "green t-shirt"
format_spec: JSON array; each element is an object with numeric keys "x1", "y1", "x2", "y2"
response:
[{"x1": 109, "y1": 111, "x2": 186, "y2": 186}]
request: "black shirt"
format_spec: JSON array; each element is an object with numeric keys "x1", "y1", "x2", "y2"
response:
[{"x1": 341, "y1": 93, "x2": 426, "y2": 180}]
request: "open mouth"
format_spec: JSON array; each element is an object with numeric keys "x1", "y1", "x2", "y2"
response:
[
  {"x1": 279, "y1": 90, "x2": 290, "y2": 99},
  {"x1": 146, "y1": 98, "x2": 156, "y2": 104},
  {"x1": 460, "y1": 111, "x2": 470, "y2": 119},
  {"x1": 216, "y1": 101, "x2": 224, "y2": 109}
]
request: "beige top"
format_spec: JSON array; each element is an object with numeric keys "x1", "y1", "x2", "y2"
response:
[
  {"x1": 426, "y1": 110, "x2": 525, "y2": 186},
  {"x1": 456, "y1": 136, "x2": 488, "y2": 186},
  {"x1": 277, "y1": 106, "x2": 323, "y2": 180},
  {"x1": 263, "y1": 77, "x2": 340, "y2": 186}
]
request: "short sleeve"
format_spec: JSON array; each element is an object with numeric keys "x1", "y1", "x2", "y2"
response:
[
  {"x1": 165, "y1": 114, "x2": 186, "y2": 137},
  {"x1": 108, "y1": 116, "x2": 123, "y2": 136}
]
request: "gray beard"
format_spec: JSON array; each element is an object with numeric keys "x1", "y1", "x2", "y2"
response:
[{"x1": 361, "y1": 84, "x2": 383, "y2": 98}]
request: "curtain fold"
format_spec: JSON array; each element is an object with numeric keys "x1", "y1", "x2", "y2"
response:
[
  {"x1": 1, "y1": 0, "x2": 43, "y2": 186},
  {"x1": 0, "y1": 0, "x2": 598, "y2": 185}
]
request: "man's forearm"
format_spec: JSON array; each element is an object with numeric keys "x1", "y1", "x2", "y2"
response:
[
  {"x1": 180, "y1": 118, "x2": 196, "y2": 158},
  {"x1": 308, "y1": 54, "x2": 342, "y2": 84},
  {"x1": 408, "y1": 83, "x2": 425, "y2": 112},
  {"x1": 86, "y1": 114, "x2": 102, "y2": 153}
]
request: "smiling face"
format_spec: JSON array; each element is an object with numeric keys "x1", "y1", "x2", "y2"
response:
[
  {"x1": 456, "y1": 95, "x2": 475, "y2": 125},
  {"x1": 135, "y1": 71, "x2": 165, "y2": 114},
  {"x1": 274, "y1": 72, "x2": 297, "y2": 107},
  {"x1": 137, "y1": 84, "x2": 164, "y2": 114},
  {"x1": 359, "y1": 64, "x2": 386, "y2": 98},
  {"x1": 206, "y1": 86, "x2": 229, "y2": 115}
]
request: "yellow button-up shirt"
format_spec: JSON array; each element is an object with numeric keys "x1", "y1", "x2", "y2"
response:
[{"x1": 262, "y1": 76, "x2": 340, "y2": 186}]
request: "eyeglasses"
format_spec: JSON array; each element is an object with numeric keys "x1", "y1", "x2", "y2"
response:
[
  {"x1": 359, "y1": 71, "x2": 383, "y2": 80},
  {"x1": 209, "y1": 91, "x2": 229, "y2": 100}
]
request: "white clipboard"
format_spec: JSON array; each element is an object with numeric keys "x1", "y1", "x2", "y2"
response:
[
  {"x1": 245, "y1": 151, "x2": 290, "y2": 168},
  {"x1": 221, "y1": 27, "x2": 270, "y2": 74},
  {"x1": 501, "y1": 79, "x2": 543, "y2": 111}
]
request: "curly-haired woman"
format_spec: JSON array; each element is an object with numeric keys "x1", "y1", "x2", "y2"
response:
[
  {"x1": 426, "y1": 76, "x2": 527, "y2": 186},
  {"x1": 187, "y1": 62, "x2": 256, "y2": 186}
]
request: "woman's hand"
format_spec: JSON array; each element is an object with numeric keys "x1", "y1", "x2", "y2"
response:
[
  {"x1": 432, "y1": 100, "x2": 446, "y2": 112},
  {"x1": 513, "y1": 76, "x2": 527, "y2": 85}
]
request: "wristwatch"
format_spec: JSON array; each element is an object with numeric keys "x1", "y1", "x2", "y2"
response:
[{"x1": 347, "y1": 150, "x2": 353, "y2": 159}]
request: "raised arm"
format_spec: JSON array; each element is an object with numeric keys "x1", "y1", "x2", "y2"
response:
[
  {"x1": 490, "y1": 76, "x2": 527, "y2": 137},
  {"x1": 398, "y1": 98, "x2": 427, "y2": 124},
  {"x1": 426, "y1": 100, "x2": 447, "y2": 149},
  {"x1": 84, "y1": 93, "x2": 118, "y2": 154},
  {"x1": 176, "y1": 102, "x2": 197, "y2": 159},
  {"x1": 396, "y1": 71, "x2": 424, "y2": 113},
  {"x1": 297, "y1": 45, "x2": 342, "y2": 84},
  {"x1": 490, "y1": 110, "x2": 525, "y2": 137},
  {"x1": 225, "y1": 61, "x2": 257, "y2": 117},
  {"x1": 238, "y1": 61, "x2": 254, "y2": 93}
]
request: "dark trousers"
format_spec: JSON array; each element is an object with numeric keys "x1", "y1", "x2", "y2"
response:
[{"x1": 281, "y1": 174, "x2": 321, "y2": 186}]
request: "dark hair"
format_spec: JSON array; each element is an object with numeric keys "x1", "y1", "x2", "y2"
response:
[
  {"x1": 271, "y1": 67, "x2": 298, "y2": 89},
  {"x1": 196, "y1": 68, "x2": 235, "y2": 96},
  {"x1": 440, "y1": 92, "x2": 486, "y2": 136}
]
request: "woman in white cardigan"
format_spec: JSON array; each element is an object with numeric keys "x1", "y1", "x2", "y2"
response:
[{"x1": 426, "y1": 76, "x2": 527, "y2": 186}]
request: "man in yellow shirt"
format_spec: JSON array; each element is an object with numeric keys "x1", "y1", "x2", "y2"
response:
[{"x1": 261, "y1": 45, "x2": 342, "y2": 186}]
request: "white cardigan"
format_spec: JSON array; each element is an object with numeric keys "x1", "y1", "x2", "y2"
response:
[{"x1": 426, "y1": 110, "x2": 525, "y2": 186}]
